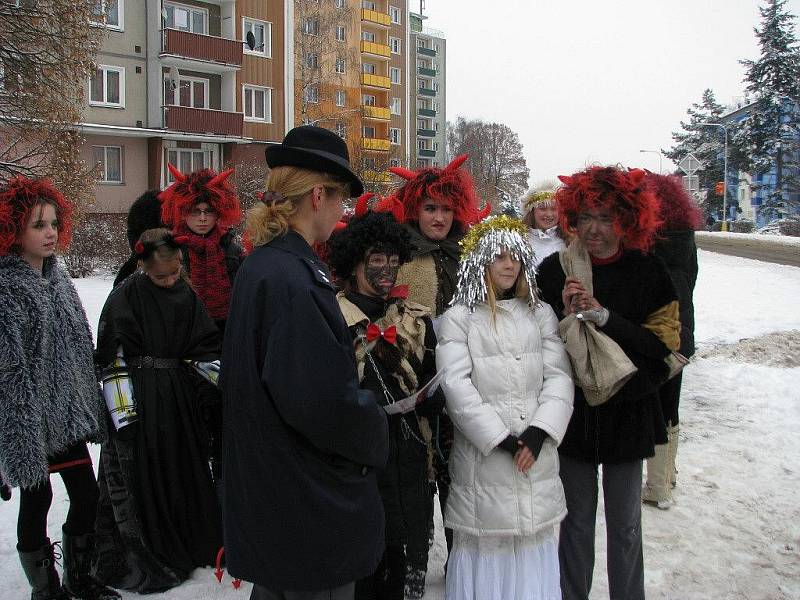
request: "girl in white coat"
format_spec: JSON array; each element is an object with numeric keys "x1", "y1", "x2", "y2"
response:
[
  {"x1": 522, "y1": 190, "x2": 568, "y2": 268},
  {"x1": 436, "y1": 215, "x2": 574, "y2": 600}
]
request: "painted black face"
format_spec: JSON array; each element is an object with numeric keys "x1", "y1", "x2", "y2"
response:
[{"x1": 363, "y1": 250, "x2": 401, "y2": 297}]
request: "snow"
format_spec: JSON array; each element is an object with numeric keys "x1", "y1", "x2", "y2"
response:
[{"x1": 2, "y1": 250, "x2": 799, "y2": 599}]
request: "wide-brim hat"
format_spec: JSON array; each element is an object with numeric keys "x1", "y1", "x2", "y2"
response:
[{"x1": 265, "y1": 125, "x2": 364, "y2": 196}]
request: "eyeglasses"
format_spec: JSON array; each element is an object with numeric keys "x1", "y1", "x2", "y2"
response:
[{"x1": 189, "y1": 207, "x2": 218, "y2": 217}]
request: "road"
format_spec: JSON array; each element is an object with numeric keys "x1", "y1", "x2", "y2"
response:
[{"x1": 694, "y1": 231, "x2": 800, "y2": 267}]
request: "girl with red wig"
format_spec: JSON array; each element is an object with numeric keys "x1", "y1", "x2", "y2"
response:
[{"x1": 0, "y1": 177, "x2": 120, "y2": 600}]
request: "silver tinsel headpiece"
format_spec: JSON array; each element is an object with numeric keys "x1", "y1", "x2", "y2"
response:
[{"x1": 451, "y1": 215, "x2": 540, "y2": 312}]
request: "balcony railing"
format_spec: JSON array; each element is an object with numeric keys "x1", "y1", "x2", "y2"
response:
[
  {"x1": 418, "y1": 148, "x2": 436, "y2": 158},
  {"x1": 363, "y1": 105, "x2": 391, "y2": 120},
  {"x1": 418, "y1": 107, "x2": 436, "y2": 117},
  {"x1": 361, "y1": 40, "x2": 391, "y2": 58},
  {"x1": 362, "y1": 137, "x2": 391, "y2": 152},
  {"x1": 164, "y1": 105, "x2": 243, "y2": 137},
  {"x1": 417, "y1": 46, "x2": 436, "y2": 57},
  {"x1": 361, "y1": 73, "x2": 391, "y2": 89},
  {"x1": 417, "y1": 67, "x2": 436, "y2": 77},
  {"x1": 361, "y1": 8, "x2": 391, "y2": 26},
  {"x1": 417, "y1": 128, "x2": 436, "y2": 138},
  {"x1": 162, "y1": 28, "x2": 242, "y2": 67},
  {"x1": 362, "y1": 169, "x2": 393, "y2": 183},
  {"x1": 418, "y1": 88, "x2": 436, "y2": 97}
]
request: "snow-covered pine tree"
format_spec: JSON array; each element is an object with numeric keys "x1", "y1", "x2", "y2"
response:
[{"x1": 734, "y1": 0, "x2": 800, "y2": 220}]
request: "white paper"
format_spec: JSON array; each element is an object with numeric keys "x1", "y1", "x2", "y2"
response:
[{"x1": 384, "y1": 370, "x2": 444, "y2": 415}]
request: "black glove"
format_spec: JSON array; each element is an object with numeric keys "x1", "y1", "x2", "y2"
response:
[
  {"x1": 518, "y1": 426, "x2": 548, "y2": 461},
  {"x1": 497, "y1": 435, "x2": 520, "y2": 456},
  {"x1": 1, "y1": 481, "x2": 11, "y2": 501}
]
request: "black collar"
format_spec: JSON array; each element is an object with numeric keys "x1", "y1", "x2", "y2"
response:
[{"x1": 269, "y1": 229, "x2": 318, "y2": 261}]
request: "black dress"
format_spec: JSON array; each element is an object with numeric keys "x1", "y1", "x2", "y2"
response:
[{"x1": 94, "y1": 273, "x2": 223, "y2": 593}]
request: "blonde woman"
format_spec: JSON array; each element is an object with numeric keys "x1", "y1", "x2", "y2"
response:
[{"x1": 220, "y1": 126, "x2": 389, "y2": 600}]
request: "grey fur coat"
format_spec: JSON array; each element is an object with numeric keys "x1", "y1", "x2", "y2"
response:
[{"x1": 0, "y1": 255, "x2": 106, "y2": 489}]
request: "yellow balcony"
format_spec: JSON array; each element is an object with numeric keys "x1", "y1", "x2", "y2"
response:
[
  {"x1": 361, "y1": 73, "x2": 391, "y2": 89},
  {"x1": 362, "y1": 105, "x2": 391, "y2": 120},
  {"x1": 362, "y1": 8, "x2": 391, "y2": 26},
  {"x1": 362, "y1": 137, "x2": 391, "y2": 152},
  {"x1": 363, "y1": 169, "x2": 393, "y2": 183},
  {"x1": 360, "y1": 40, "x2": 391, "y2": 58}
]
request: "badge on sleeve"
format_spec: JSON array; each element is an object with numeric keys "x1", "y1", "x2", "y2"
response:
[{"x1": 303, "y1": 258, "x2": 335, "y2": 290}]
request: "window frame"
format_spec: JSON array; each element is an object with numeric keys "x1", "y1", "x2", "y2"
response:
[
  {"x1": 389, "y1": 5, "x2": 401, "y2": 24},
  {"x1": 390, "y1": 97, "x2": 401, "y2": 114},
  {"x1": 89, "y1": 64, "x2": 125, "y2": 108},
  {"x1": 163, "y1": 1, "x2": 208, "y2": 34},
  {"x1": 336, "y1": 25, "x2": 346, "y2": 42},
  {"x1": 389, "y1": 37, "x2": 401, "y2": 54},
  {"x1": 243, "y1": 17, "x2": 272, "y2": 58},
  {"x1": 243, "y1": 84, "x2": 272, "y2": 123},
  {"x1": 92, "y1": 145, "x2": 123, "y2": 184},
  {"x1": 335, "y1": 57, "x2": 346, "y2": 74},
  {"x1": 304, "y1": 85, "x2": 319, "y2": 104},
  {"x1": 90, "y1": 0, "x2": 124, "y2": 31},
  {"x1": 164, "y1": 73, "x2": 209, "y2": 109},
  {"x1": 390, "y1": 128, "x2": 401, "y2": 145},
  {"x1": 335, "y1": 89, "x2": 346, "y2": 107},
  {"x1": 390, "y1": 67, "x2": 401, "y2": 85}
]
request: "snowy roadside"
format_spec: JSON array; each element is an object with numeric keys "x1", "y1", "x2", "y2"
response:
[{"x1": 1, "y1": 250, "x2": 798, "y2": 599}]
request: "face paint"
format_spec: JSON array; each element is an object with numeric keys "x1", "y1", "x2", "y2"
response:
[{"x1": 359, "y1": 251, "x2": 401, "y2": 298}]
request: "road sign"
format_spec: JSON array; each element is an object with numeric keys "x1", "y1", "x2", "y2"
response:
[{"x1": 678, "y1": 153, "x2": 703, "y2": 175}]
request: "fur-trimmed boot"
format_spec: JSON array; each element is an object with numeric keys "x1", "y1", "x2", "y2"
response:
[
  {"x1": 643, "y1": 442, "x2": 674, "y2": 509},
  {"x1": 61, "y1": 531, "x2": 121, "y2": 600},
  {"x1": 667, "y1": 423, "x2": 680, "y2": 488},
  {"x1": 18, "y1": 540, "x2": 70, "y2": 600}
]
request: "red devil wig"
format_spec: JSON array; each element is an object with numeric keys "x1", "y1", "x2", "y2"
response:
[
  {"x1": 159, "y1": 164, "x2": 242, "y2": 231},
  {"x1": 645, "y1": 172, "x2": 702, "y2": 232},
  {"x1": 388, "y1": 155, "x2": 490, "y2": 232},
  {"x1": 0, "y1": 176, "x2": 73, "y2": 256},
  {"x1": 556, "y1": 166, "x2": 662, "y2": 252}
]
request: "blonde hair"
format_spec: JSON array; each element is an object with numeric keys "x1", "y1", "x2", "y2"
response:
[
  {"x1": 245, "y1": 166, "x2": 350, "y2": 247},
  {"x1": 484, "y1": 266, "x2": 530, "y2": 325}
]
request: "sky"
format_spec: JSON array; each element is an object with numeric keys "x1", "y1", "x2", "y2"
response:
[{"x1": 418, "y1": 0, "x2": 800, "y2": 188}]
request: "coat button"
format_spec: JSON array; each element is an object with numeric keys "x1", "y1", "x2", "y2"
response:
[
  {"x1": 360, "y1": 466, "x2": 369, "y2": 476},
  {"x1": 520, "y1": 413, "x2": 527, "y2": 420},
  {"x1": 515, "y1": 355, "x2": 521, "y2": 360}
]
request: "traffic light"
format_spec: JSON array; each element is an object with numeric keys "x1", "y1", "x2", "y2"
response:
[{"x1": 715, "y1": 181, "x2": 725, "y2": 196}]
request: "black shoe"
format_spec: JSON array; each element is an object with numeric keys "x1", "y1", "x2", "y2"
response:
[
  {"x1": 18, "y1": 540, "x2": 71, "y2": 600},
  {"x1": 62, "y1": 531, "x2": 121, "y2": 600}
]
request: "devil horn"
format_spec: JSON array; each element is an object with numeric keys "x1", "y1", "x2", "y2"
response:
[
  {"x1": 167, "y1": 163, "x2": 186, "y2": 182},
  {"x1": 628, "y1": 168, "x2": 646, "y2": 185},
  {"x1": 209, "y1": 168, "x2": 235, "y2": 187},
  {"x1": 389, "y1": 166, "x2": 417, "y2": 181},
  {"x1": 444, "y1": 154, "x2": 469, "y2": 172},
  {"x1": 557, "y1": 175, "x2": 573, "y2": 186},
  {"x1": 477, "y1": 202, "x2": 492, "y2": 221},
  {"x1": 355, "y1": 192, "x2": 374, "y2": 218}
]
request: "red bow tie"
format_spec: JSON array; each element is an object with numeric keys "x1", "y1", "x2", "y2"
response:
[
  {"x1": 366, "y1": 323, "x2": 397, "y2": 344},
  {"x1": 388, "y1": 285, "x2": 409, "y2": 300}
]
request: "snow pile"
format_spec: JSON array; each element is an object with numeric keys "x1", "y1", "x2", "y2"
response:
[{"x1": 697, "y1": 329, "x2": 800, "y2": 368}]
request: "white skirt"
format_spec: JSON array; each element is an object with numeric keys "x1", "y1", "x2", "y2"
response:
[{"x1": 445, "y1": 526, "x2": 561, "y2": 600}]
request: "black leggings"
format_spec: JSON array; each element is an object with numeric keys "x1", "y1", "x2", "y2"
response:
[{"x1": 17, "y1": 443, "x2": 100, "y2": 552}]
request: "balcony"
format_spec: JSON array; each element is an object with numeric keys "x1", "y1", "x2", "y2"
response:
[
  {"x1": 417, "y1": 46, "x2": 436, "y2": 58},
  {"x1": 417, "y1": 67, "x2": 437, "y2": 77},
  {"x1": 418, "y1": 88, "x2": 436, "y2": 97},
  {"x1": 362, "y1": 169, "x2": 393, "y2": 184},
  {"x1": 161, "y1": 29, "x2": 242, "y2": 72},
  {"x1": 361, "y1": 73, "x2": 391, "y2": 89},
  {"x1": 362, "y1": 8, "x2": 391, "y2": 26},
  {"x1": 164, "y1": 105, "x2": 243, "y2": 137},
  {"x1": 361, "y1": 40, "x2": 391, "y2": 58},
  {"x1": 418, "y1": 107, "x2": 436, "y2": 117},
  {"x1": 418, "y1": 148, "x2": 436, "y2": 158},
  {"x1": 362, "y1": 137, "x2": 391, "y2": 152},
  {"x1": 417, "y1": 128, "x2": 436, "y2": 138},
  {"x1": 363, "y1": 105, "x2": 391, "y2": 120}
]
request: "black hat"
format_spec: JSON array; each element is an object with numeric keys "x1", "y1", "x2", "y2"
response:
[
  {"x1": 265, "y1": 126, "x2": 364, "y2": 197},
  {"x1": 126, "y1": 190, "x2": 164, "y2": 250}
]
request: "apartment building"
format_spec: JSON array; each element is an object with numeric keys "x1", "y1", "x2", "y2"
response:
[
  {"x1": 409, "y1": 9, "x2": 445, "y2": 169},
  {"x1": 81, "y1": 0, "x2": 291, "y2": 214}
]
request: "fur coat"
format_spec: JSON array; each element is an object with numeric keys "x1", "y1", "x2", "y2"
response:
[{"x1": 0, "y1": 255, "x2": 106, "y2": 488}]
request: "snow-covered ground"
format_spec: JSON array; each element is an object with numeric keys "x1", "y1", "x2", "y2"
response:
[{"x1": 2, "y1": 249, "x2": 799, "y2": 599}]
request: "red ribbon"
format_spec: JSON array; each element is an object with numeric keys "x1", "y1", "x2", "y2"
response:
[
  {"x1": 388, "y1": 285, "x2": 409, "y2": 300},
  {"x1": 134, "y1": 240, "x2": 144, "y2": 255},
  {"x1": 366, "y1": 323, "x2": 397, "y2": 344}
]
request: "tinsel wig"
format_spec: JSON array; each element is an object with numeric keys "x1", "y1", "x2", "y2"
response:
[
  {"x1": 388, "y1": 154, "x2": 490, "y2": 231},
  {"x1": 326, "y1": 193, "x2": 412, "y2": 282},
  {"x1": 159, "y1": 164, "x2": 242, "y2": 231},
  {"x1": 556, "y1": 166, "x2": 662, "y2": 252},
  {"x1": 0, "y1": 176, "x2": 73, "y2": 256},
  {"x1": 645, "y1": 172, "x2": 702, "y2": 232},
  {"x1": 451, "y1": 215, "x2": 540, "y2": 312}
]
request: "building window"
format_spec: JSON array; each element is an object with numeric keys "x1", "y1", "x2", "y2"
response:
[
  {"x1": 361, "y1": 31, "x2": 375, "y2": 42},
  {"x1": 302, "y1": 17, "x2": 319, "y2": 35},
  {"x1": 433, "y1": 82, "x2": 439, "y2": 92},
  {"x1": 390, "y1": 97, "x2": 401, "y2": 114},
  {"x1": 305, "y1": 52, "x2": 319, "y2": 69},
  {"x1": 166, "y1": 149, "x2": 212, "y2": 183},
  {"x1": 390, "y1": 128, "x2": 401, "y2": 145},
  {"x1": 390, "y1": 67, "x2": 401, "y2": 84},
  {"x1": 164, "y1": 74, "x2": 208, "y2": 108},
  {"x1": 389, "y1": 5, "x2": 401, "y2": 24},
  {"x1": 417, "y1": 140, "x2": 427, "y2": 150},
  {"x1": 363, "y1": 157, "x2": 377, "y2": 170},
  {"x1": 417, "y1": 118, "x2": 426, "y2": 129},
  {"x1": 389, "y1": 37, "x2": 401, "y2": 54},
  {"x1": 163, "y1": 2, "x2": 207, "y2": 34},
  {"x1": 243, "y1": 85, "x2": 272, "y2": 122},
  {"x1": 304, "y1": 85, "x2": 319, "y2": 104},
  {"x1": 335, "y1": 89, "x2": 346, "y2": 107},
  {"x1": 432, "y1": 101, "x2": 439, "y2": 111},
  {"x1": 362, "y1": 62, "x2": 376, "y2": 74},
  {"x1": 363, "y1": 125, "x2": 376, "y2": 138},
  {"x1": 418, "y1": 78, "x2": 426, "y2": 89},
  {"x1": 362, "y1": 1, "x2": 376, "y2": 9},
  {"x1": 91, "y1": 0, "x2": 123, "y2": 30},
  {"x1": 335, "y1": 57, "x2": 346, "y2": 74},
  {"x1": 90, "y1": 65, "x2": 125, "y2": 107},
  {"x1": 243, "y1": 18, "x2": 271, "y2": 57},
  {"x1": 433, "y1": 141, "x2": 439, "y2": 151},
  {"x1": 362, "y1": 94, "x2": 376, "y2": 106},
  {"x1": 336, "y1": 25, "x2": 346, "y2": 41},
  {"x1": 390, "y1": 158, "x2": 400, "y2": 168},
  {"x1": 336, "y1": 122, "x2": 346, "y2": 138},
  {"x1": 92, "y1": 146, "x2": 122, "y2": 183},
  {"x1": 335, "y1": 0, "x2": 345, "y2": 7}
]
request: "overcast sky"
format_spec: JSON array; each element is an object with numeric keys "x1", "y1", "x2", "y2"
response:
[{"x1": 419, "y1": 0, "x2": 800, "y2": 188}]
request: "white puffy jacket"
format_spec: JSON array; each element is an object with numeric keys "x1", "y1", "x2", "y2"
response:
[{"x1": 436, "y1": 298, "x2": 574, "y2": 536}]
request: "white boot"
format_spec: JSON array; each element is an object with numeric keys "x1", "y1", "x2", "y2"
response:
[
  {"x1": 667, "y1": 424, "x2": 679, "y2": 489},
  {"x1": 643, "y1": 442, "x2": 673, "y2": 509}
]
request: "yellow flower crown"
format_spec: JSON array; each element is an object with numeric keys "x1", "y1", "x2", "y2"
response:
[
  {"x1": 523, "y1": 190, "x2": 556, "y2": 211},
  {"x1": 459, "y1": 214, "x2": 528, "y2": 255}
]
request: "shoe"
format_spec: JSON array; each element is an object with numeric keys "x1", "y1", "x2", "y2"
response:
[
  {"x1": 643, "y1": 442, "x2": 673, "y2": 510},
  {"x1": 62, "y1": 531, "x2": 121, "y2": 600},
  {"x1": 404, "y1": 565, "x2": 426, "y2": 599},
  {"x1": 642, "y1": 484, "x2": 674, "y2": 510},
  {"x1": 18, "y1": 540, "x2": 71, "y2": 600}
]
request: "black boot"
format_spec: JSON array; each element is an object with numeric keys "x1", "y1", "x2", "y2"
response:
[
  {"x1": 61, "y1": 531, "x2": 121, "y2": 600},
  {"x1": 18, "y1": 540, "x2": 71, "y2": 600}
]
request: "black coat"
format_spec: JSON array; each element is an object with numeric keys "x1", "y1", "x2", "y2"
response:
[
  {"x1": 536, "y1": 251, "x2": 677, "y2": 464},
  {"x1": 653, "y1": 230, "x2": 698, "y2": 358},
  {"x1": 220, "y1": 230, "x2": 389, "y2": 591}
]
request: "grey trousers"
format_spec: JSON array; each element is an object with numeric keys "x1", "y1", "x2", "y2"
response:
[
  {"x1": 249, "y1": 582, "x2": 355, "y2": 600},
  {"x1": 558, "y1": 454, "x2": 645, "y2": 600}
]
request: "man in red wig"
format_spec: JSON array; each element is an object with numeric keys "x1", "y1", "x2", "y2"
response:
[{"x1": 535, "y1": 166, "x2": 681, "y2": 600}]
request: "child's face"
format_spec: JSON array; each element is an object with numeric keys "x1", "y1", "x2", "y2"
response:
[
  {"x1": 143, "y1": 256, "x2": 182, "y2": 288},
  {"x1": 185, "y1": 202, "x2": 218, "y2": 236},
  {"x1": 533, "y1": 204, "x2": 558, "y2": 230},
  {"x1": 488, "y1": 250, "x2": 521, "y2": 293},
  {"x1": 19, "y1": 202, "x2": 59, "y2": 265}
]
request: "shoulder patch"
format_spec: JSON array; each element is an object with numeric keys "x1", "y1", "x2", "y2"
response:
[{"x1": 303, "y1": 258, "x2": 335, "y2": 290}]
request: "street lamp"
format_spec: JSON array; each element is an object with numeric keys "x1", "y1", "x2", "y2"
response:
[
  {"x1": 698, "y1": 122, "x2": 729, "y2": 232},
  {"x1": 638, "y1": 149, "x2": 663, "y2": 174}
]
